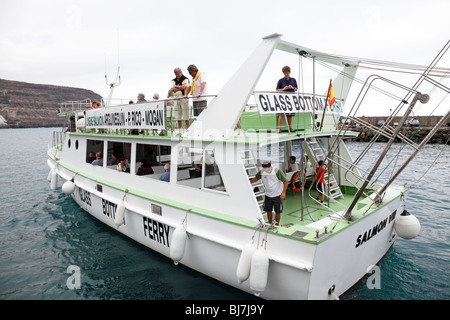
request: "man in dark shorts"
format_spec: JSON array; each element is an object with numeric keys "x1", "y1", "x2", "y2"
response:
[{"x1": 250, "y1": 161, "x2": 288, "y2": 226}]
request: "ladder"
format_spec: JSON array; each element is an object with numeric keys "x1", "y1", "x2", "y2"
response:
[
  {"x1": 306, "y1": 137, "x2": 344, "y2": 200},
  {"x1": 240, "y1": 150, "x2": 265, "y2": 211}
]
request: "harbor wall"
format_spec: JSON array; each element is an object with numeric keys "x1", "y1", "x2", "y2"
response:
[{"x1": 348, "y1": 116, "x2": 450, "y2": 144}]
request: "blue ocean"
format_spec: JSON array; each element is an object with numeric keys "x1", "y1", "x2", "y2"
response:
[{"x1": 0, "y1": 127, "x2": 449, "y2": 300}]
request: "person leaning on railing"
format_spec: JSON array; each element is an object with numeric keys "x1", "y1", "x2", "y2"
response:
[
  {"x1": 169, "y1": 67, "x2": 191, "y2": 135},
  {"x1": 185, "y1": 64, "x2": 207, "y2": 117}
]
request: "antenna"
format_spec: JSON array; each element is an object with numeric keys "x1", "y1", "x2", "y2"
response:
[{"x1": 104, "y1": 29, "x2": 121, "y2": 107}]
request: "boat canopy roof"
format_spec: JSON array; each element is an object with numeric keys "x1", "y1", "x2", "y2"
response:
[{"x1": 184, "y1": 34, "x2": 358, "y2": 141}]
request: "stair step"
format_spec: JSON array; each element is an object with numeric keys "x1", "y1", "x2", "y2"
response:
[
  {"x1": 254, "y1": 191, "x2": 265, "y2": 197},
  {"x1": 241, "y1": 149, "x2": 266, "y2": 210}
]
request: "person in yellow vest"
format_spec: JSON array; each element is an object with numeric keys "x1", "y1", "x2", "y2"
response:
[{"x1": 185, "y1": 64, "x2": 207, "y2": 116}]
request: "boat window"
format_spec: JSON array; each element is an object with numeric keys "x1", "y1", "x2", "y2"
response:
[
  {"x1": 176, "y1": 146, "x2": 203, "y2": 189},
  {"x1": 86, "y1": 139, "x2": 104, "y2": 164},
  {"x1": 135, "y1": 143, "x2": 172, "y2": 177},
  {"x1": 203, "y1": 149, "x2": 226, "y2": 192},
  {"x1": 106, "y1": 141, "x2": 131, "y2": 170}
]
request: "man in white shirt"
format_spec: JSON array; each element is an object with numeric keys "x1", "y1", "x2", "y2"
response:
[
  {"x1": 185, "y1": 64, "x2": 207, "y2": 116},
  {"x1": 249, "y1": 161, "x2": 288, "y2": 226}
]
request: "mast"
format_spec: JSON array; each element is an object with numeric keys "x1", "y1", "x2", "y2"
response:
[
  {"x1": 105, "y1": 66, "x2": 121, "y2": 107},
  {"x1": 105, "y1": 29, "x2": 121, "y2": 107}
]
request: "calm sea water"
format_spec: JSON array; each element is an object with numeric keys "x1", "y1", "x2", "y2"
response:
[{"x1": 0, "y1": 127, "x2": 449, "y2": 300}]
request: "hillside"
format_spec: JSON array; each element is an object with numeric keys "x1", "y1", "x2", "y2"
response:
[{"x1": 0, "y1": 79, "x2": 102, "y2": 128}]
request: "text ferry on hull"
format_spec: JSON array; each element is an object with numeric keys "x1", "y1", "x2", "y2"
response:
[{"x1": 47, "y1": 34, "x2": 450, "y2": 299}]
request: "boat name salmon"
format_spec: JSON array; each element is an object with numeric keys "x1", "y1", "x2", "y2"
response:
[
  {"x1": 143, "y1": 216, "x2": 170, "y2": 247},
  {"x1": 355, "y1": 210, "x2": 397, "y2": 248}
]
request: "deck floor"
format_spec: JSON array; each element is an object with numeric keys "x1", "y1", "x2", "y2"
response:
[
  {"x1": 260, "y1": 182, "x2": 367, "y2": 243},
  {"x1": 280, "y1": 185, "x2": 353, "y2": 227}
]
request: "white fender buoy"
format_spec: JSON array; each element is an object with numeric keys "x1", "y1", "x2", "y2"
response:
[
  {"x1": 236, "y1": 239, "x2": 257, "y2": 284},
  {"x1": 62, "y1": 179, "x2": 76, "y2": 195},
  {"x1": 394, "y1": 210, "x2": 421, "y2": 240},
  {"x1": 47, "y1": 168, "x2": 54, "y2": 182},
  {"x1": 249, "y1": 245, "x2": 269, "y2": 296},
  {"x1": 114, "y1": 200, "x2": 126, "y2": 227},
  {"x1": 170, "y1": 223, "x2": 187, "y2": 265},
  {"x1": 50, "y1": 170, "x2": 57, "y2": 190}
]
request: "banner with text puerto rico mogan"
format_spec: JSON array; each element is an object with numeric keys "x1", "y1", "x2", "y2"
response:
[{"x1": 85, "y1": 101, "x2": 165, "y2": 130}]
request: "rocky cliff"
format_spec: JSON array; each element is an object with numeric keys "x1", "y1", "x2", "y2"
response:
[{"x1": 0, "y1": 79, "x2": 102, "y2": 128}]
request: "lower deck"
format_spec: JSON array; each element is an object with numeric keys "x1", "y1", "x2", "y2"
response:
[
  {"x1": 262, "y1": 179, "x2": 399, "y2": 244},
  {"x1": 279, "y1": 181, "x2": 356, "y2": 225},
  {"x1": 49, "y1": 128, "x2": 403, "y2": 247}
]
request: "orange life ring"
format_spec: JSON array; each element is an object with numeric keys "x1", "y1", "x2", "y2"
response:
[{"x1": 292, "y1": 171, "x2": 303, "y2": 193}]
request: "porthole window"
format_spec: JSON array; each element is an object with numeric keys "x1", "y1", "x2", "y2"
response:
[
  {"x1": 68, "y1": 139, "x2": 71, "y2": 148},
  {"x1": 75, "y1": 140, "x2": 79, "y2": 150}
]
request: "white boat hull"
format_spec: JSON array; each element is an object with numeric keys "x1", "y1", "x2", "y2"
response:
[{"x1": 51, "y1": 159, "x2": 400, "y2": 300}]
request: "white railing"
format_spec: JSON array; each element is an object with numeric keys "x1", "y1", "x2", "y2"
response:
[{"x1": 59, "y1": 99, "x2": 92, "y2": 114}]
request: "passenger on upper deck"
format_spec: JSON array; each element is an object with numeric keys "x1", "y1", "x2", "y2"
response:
[
  {"x1": 169, "y1": 67, "x2": 190, "y2": 135},
  {"x1": 137, "y1": 158, "x2": 154, "y2": 176},
  {"x1": 153, "y1": 93, "x2": 160, "y2": 100},
  {"x1": 88, "y1": 101, "x2": 101, "y2": 109},
  {"x1": 276, "y1": 66, "x2": 298, "y2": 133},
  {"x1": 91, "y1": 152, "x2": 103, "y2": 166},
  {"x1": 137, "y1": 93, "x2": 147, "y2": 103},
  {"x1": 185, "y1": 64, "x2": 207, "y2": 117}
]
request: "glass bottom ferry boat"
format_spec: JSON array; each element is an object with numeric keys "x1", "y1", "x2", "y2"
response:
[{"x1": 47, "y1": 34, "x2": 450, "y2": 299}]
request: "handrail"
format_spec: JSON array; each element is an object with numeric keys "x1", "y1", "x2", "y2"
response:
[
  {"x1": 52, "y1": 131, "x2": 64, "y2": 150},
  {"x1": 59, "y1": 99, "x2": 92, "y2": 114}
]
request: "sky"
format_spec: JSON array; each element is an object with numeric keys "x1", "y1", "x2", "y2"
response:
[{"x1": 1, "y1": 0, "x2": 449, "y2": 116}]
